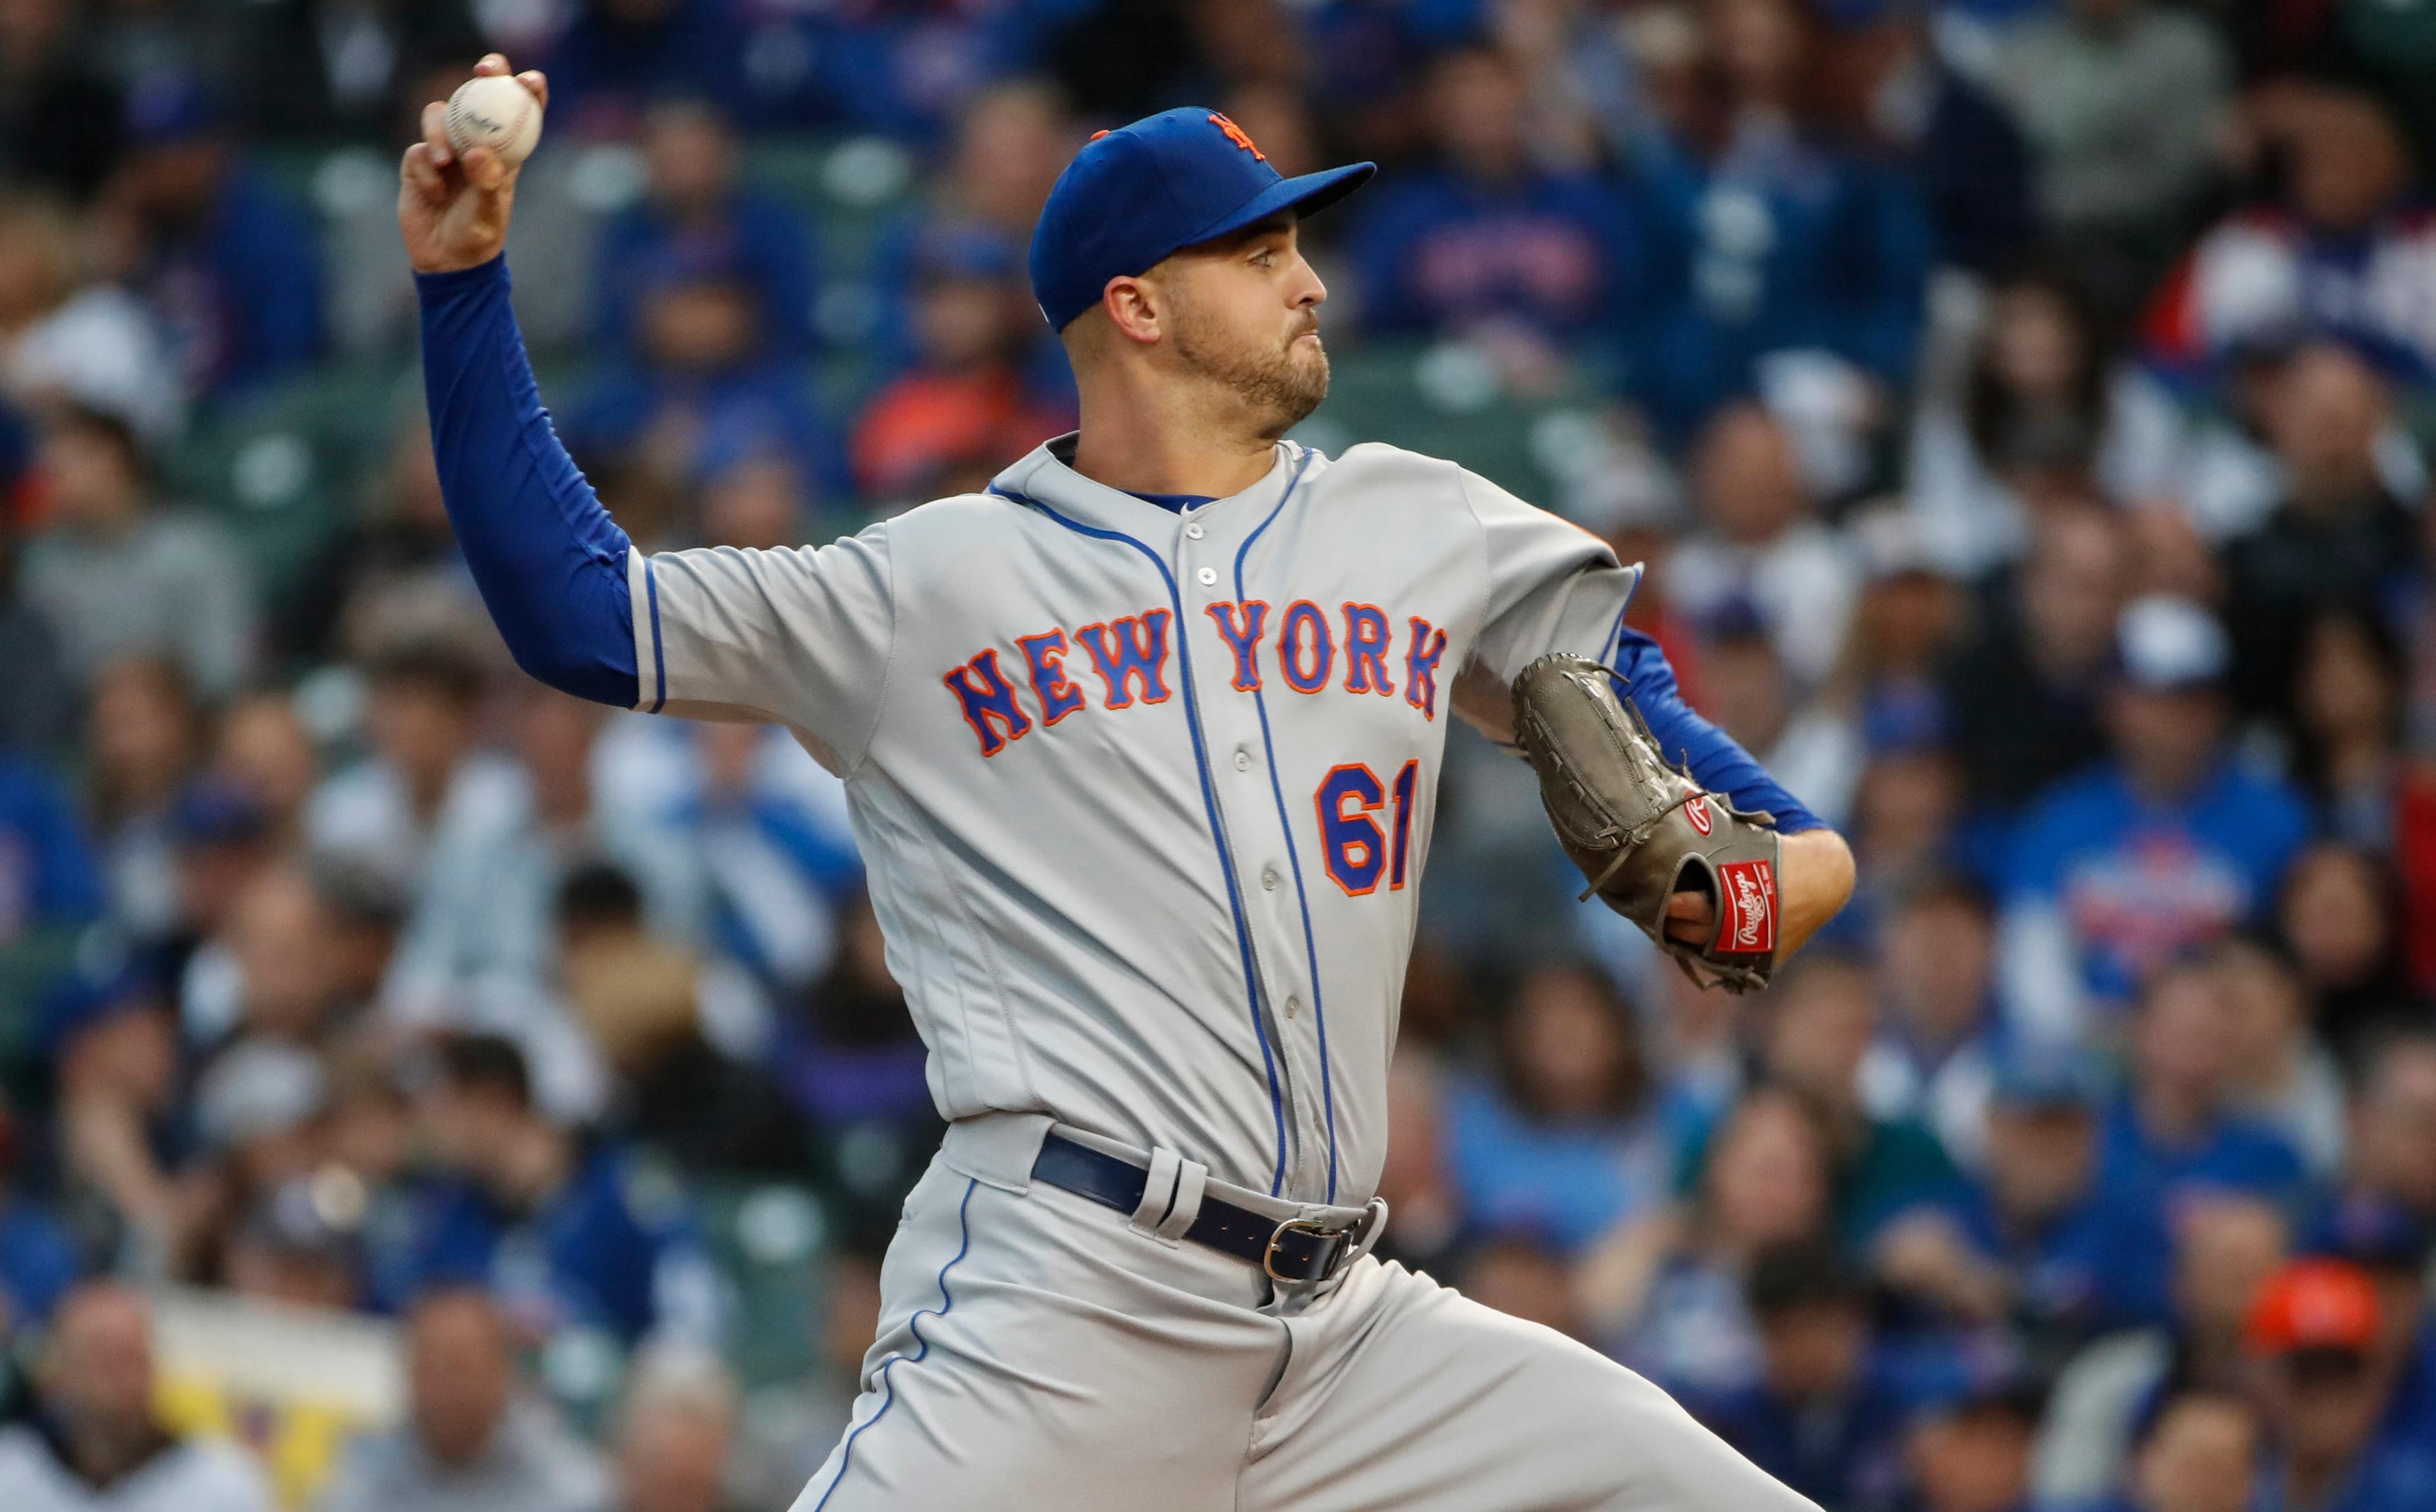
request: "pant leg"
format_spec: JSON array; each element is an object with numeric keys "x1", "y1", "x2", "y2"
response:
[
  {"x1": 791, "y1": 1157, "x2": 1288, "y2": 1511},
  {"x1": 1240, "y1": 1258, "x2": 1821, "y2": 1512}
]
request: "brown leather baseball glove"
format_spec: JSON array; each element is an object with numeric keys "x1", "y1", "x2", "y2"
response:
[{"x1": 1511, "y1": 653, "x2": 1783, "y2": 993}]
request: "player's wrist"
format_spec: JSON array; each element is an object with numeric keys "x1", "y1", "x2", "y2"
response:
[{"x1": 412, "y1": 252, "x2": 509, "y2": 291}]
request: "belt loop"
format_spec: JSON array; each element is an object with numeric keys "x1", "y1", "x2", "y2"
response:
[
  {"x1": 1152, "y1": 1159, "x2": 1209, "y2": 1245},
  {"x1": 1129, "y1": 1147, "x2": 1182, "y2": 1236}
]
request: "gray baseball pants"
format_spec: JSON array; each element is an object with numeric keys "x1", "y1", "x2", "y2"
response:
[{"x1": 792, "y1": 1113, "x2": 1820, "y2": 1511}]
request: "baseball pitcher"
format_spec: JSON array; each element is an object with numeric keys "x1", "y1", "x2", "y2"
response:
[{"x1": 402, "y1": 55, "x2": 1853, "y2": 1511}]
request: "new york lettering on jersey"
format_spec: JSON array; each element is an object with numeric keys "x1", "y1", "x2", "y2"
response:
[{"x1": 634, "y1": 436, "x2": 1633, "y2": 1205}]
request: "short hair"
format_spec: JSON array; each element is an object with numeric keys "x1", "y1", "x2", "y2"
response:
[
  {"x1": 433, "y1": 1033, "x2": 532, "y2": 1110},
  {"x1": 556, "y1": 862, "x2": 644, "y2": 932},
  {"x1": 1748, "y1": 1241, "x2": 1867, "y2": 1319},
  {"x1": 362, "y1": 639, "x2": 487, "y2": 705}
]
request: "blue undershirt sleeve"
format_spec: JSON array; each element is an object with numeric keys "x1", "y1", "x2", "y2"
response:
[
  {"x1": 416, "y1": 256, "x2": 639, "y2": 707},
  {"x1": 1609, "y1": 620, "x2": 1823, "y2": 834}
]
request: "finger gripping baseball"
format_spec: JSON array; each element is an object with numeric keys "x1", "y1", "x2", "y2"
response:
[{"x1": 1512, "y1": 654, "x2": 1782, "y2": 993}]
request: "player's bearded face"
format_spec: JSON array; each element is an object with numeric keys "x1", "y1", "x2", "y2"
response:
[{"x1": 1165, "y1": 274, "x2": 1330, "y2": 436}]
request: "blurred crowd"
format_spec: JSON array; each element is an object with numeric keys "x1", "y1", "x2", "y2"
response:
[{"x1": 2, "y1": 1, "x2": 2436, "y2": 1511}]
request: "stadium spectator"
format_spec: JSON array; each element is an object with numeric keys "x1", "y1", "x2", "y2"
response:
[
  {"x1": 378, "y1": 1034, "x2": 723, "y2": 1346},
  {"x1": 18, "y1": 408, "x2": 254, "y2": 700},
  {"x1": 1344, "y1": 46, "x2": 1641, "y2": 362},
  {"x1": 391, "y1": 688, "x2": 696, "y2": 1005},
  {"x1": 1586, "y1": 1085, "x2": 1837, "y2": 1397},
  {"x1": 1997, "y1": 596, "x2": 2312, "y2": 1036},
  {"x1": 2092, "y1": 1388, "x2": 2261, "y2": 1512},
  {"x1": 2246, "y1": 1258, "x2": 2436, "y2": 1511},
  {"x1": 1989, "y1": 0, "x2": 2232, "y2": 303},
  {"x1": 1665, "y1": 403, "x2": 1860, "y2": 691},
  {"x1": 1631, "y1": 0, "x2": 1931, "y2": 438},
  {"x1": 2084, "y1": 963, "x2": 2305, "y2": 1325},
  {"x1": 155, "y1": 781, "x2": 282, "y2": 1036},
  {"x1": 1859, "y1": 875, "x2": 2001, "y2": 1167},
  {"x1": 1441, "y1": 963, "x2": 1671, "y2": 1256},
  {"x1": 2031, "y1": 1196, "x2": 2287, "y2": 1504},
  {"x1": 1819, "y1": 2, "x2": 2037, "y2": 282},
  {"x1": 2338, "y1": 1033, "x2": 2436, "y2": 1230},
  {"x1": 561, "y1": 239, "x2": 844, "y2": 511},
  {"x1": 547, "y1": 863, "x2": 796, "y2": 1175},
  {"x1": 2276, "y1": 844, "x2": 2415, "y2": 1062},
  {"x1": 2211, "y1": 939, "x2": 2347, "y2": 1180},
  {"x1": 1762, "y1": 953, "x2": 1962, "y2": 1245},
  {"x1": 1873, "y1": 1044, "x2": 2111, "y2": 1351},
  {"x1": 208, "y1": 692, "x2": 320, "y2": 848},
  {"x1": 2290, "y1": 613, "x2": 2409, "y2": 852},
  {"x1": 43, "y1": 965, "x2": 189, "y2": 1270},
  {"x1": 0, "y1": 1281, "x2": 274, "y2": 1512},
  {"x1": 595, "y1": 98, "x2": 816, "y2": 363},
  {"x1": 1684, "y1": 606, "x2": 1860, "y2": 829},
  {"x1": 1905, "y1": 270, "x2": 2185, "y2": 576},
  {"x1": 611, "y1": 1346, "x2": 740, "y2": 1512},
  {"x1": 2144, "y1": 87, "x2": 2436, "y2": 384},
  {"x1": 82, "y1": 657, "x2": 209, "y2": 944},
  {"x1": 865, "y1": 80, "x2": 1078, "y2": 383},
  {"x1": 0, "y1": 195, "x2": 180, "y2": 443},
  {"x1": 1939, "y1": 505, "x2": 2123, "y2": 820},
  {"x1": 1686, "y1": 1244, "x2": 1912, "y2": 1509},
  {"x1": 320, "y1": 1286, "x2": 609, "y2": 1512},
  {"x1": 2222, "y1": 343, "x2": 2420, "y2": 727},
  {"x1": 304, "y1": 639, "x2": 516, "y2": 891},
  {"x1": 1901, "y1": 1379, "x2": 2040, "y2": 1512},
  {"x1": 850, "y1": 227, "x2": 1073, "y2": 505},
  {"x1": 93, "y1": 74, "x2": 323, "y2": 403}
]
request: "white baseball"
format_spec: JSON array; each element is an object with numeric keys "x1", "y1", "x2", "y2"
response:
[{"x1": 444, "y1": 75, "x2": 542, "y2": 167}]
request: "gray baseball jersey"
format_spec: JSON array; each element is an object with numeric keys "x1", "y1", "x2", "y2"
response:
[{"x1": 626, "y1": 437, "x2": 1635, "y2": 1208}]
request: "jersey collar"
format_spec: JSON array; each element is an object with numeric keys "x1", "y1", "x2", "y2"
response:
[{"x1": 991, "y1": 433, "x2": 1304, "y2": 537}]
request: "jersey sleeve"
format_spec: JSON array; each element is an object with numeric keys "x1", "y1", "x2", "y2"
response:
[
  {"x1": 1451, "y1": 466, "x2": 1823, "y2": 833},
  {"x1": 1452, "y1": 466, "x2": 1640, "y2": 713},
  {"x1": 634, "y1": 525, "x2": 896, "y2": 773}
]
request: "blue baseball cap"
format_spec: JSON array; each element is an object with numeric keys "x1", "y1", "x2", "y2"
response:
[{"x1": 1029, "y1": 108, "x2": 1375, "y2": 332}]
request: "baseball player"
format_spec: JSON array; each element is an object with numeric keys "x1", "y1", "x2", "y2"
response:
[{"x1": 402, "y1": 55, "x2": 1854, "y2": 1511}]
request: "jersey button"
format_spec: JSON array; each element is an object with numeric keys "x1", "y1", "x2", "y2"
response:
[
  {"x1": 1285, "y1": 995, "x2": 1301, "y2": 1019},
  {"x1": 1185, "y1": 523, "x2": 1205, "y2": 540},
  {"x1": 1196, "y1": 566, "x2": 1217, "y2": 586},
  {"x1": 1233, "y1": 749, "x2": 1252, "y2": 772},
  {"x1": 1261, "y1": 868, "x2": 1280, "y2": 890}
]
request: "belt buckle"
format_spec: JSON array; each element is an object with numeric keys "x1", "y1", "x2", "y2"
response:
[{"x1": 1262, "y1": 1217, "x2": 1338, "y2": 1283}]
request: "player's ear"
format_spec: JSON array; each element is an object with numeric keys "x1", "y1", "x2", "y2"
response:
[{"x1": 1101, "y1": 275, "x2": 1163, "y2": 347}]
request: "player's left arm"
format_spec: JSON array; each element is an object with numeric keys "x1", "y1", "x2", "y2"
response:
[
  {"x1": 1611, "y1": 623, "x2": 1855, "y2": 958},
  {"x1": 1451, "y1": 466, "x2": 1855, "y2": 963}
]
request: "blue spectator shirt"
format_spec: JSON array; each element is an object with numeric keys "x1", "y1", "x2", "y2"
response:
[
  {"x1": 2088, "y1": 1096, "x2": 2305, "y2": 1326},
  {"x1": 1439, "y1": 1072, "x2": 1673, "y2": 1255},
  {"x1": 2001, "y1": 759, "x2": 2312, "y2": 1017},
  {"x1": 376, "y1": 1142, "x2": 720, "y2": 1345},
  {"x1": 0, "y1": 757, "x2": 103, "y2": 944},
  {"x1": 136, "y1": 168, "x2": 324, "y2": 401},
  {"x1": 1345, "y1": 167, "x2": 1643, "y2": 343},
  {"x1": 594, "y1": 190, "x2": 820, "y2": 360},
  {"x1": 1948, "y1": 1182, "x2": 2116, "y2": 1339},
  {"x1": 1630, "y1": 125, "x2": 1931, "y2": 438},
  {"x1": 0, "y1": 1198, "x2": 80, "y2": 1334}
]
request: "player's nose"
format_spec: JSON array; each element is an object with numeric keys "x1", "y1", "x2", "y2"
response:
[{"x1": 1291, "y1": 255, "x2": 1327, "y2": 310}]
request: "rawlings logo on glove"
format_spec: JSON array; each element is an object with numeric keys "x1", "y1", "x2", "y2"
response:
[{"x1": 1510, "y1": 654, "x2": 1783, "y2": 993}]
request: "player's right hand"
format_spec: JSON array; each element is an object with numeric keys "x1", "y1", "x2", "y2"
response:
[{"x1": 398, "y1": 53, "x2": 546, "y2": 275}]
